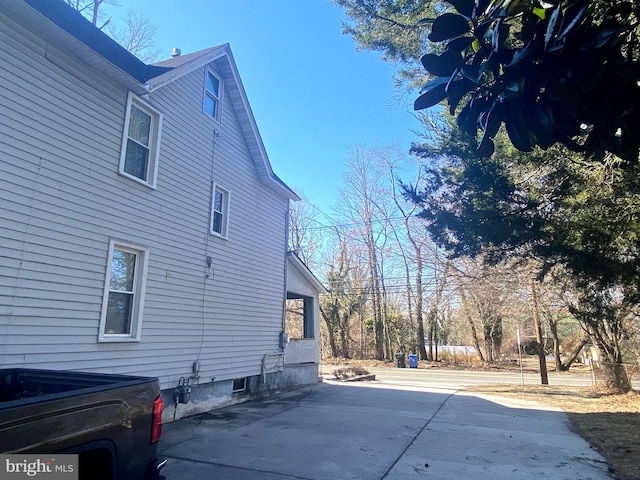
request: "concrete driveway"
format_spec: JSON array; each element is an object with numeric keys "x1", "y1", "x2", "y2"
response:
[{"x1": 159, "y1": 381, "x2": 612, "y2": 480}]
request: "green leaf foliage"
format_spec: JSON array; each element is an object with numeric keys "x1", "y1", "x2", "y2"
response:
[
  {"x1": 408, "y1": 118, "x2": 640, "y2": 289},
  {"x1": 414, "y1": 0, "x2": 640, "y2": 163},
  {"x1": 332, "y1": 0, "x2": 439, "y2": 88},
  {"x1": 428, "y1": 13, "x2": 471, "y2": 41}
]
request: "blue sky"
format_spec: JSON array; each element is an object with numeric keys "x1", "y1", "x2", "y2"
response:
[{"x1": 111, "y1": 0, "x2": 422, "y2": 214}]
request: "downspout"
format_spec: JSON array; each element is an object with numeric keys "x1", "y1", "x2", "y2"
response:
[
  {"x1": 263, "y1": 204, "x2": 290, "y2": 384},
  {"x1": 282, "y1": 204, "x2": 290, "y2": 334}
]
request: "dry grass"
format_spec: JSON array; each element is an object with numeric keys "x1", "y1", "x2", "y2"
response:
[{"x1": 465, "y1": 384, "x2": 640, "y2": 480}]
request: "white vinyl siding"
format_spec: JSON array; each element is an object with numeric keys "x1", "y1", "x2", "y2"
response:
[
  {"x1": 98, "y1": 240, "x2": 149, "y2": 342},
  {"x1": 119, "y1": 92, "x2": 163, "y2": 188},
  {"x1": 0, "y1": 8, "x2": 290, "y2": 389}
]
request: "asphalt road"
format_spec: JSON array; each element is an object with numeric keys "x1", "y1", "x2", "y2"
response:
[
  {"x1": 350, "y1": 364, "x2": 640, "y2": 391},
  {"x1": 362, "y1": 365, "x2": 599, "y2": 389}
]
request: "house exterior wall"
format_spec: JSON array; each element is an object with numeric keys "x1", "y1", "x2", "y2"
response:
[
  {"x1": 284, "y1": 261, "x2": 321, "y2": 366},
  {"x1": 0, "y1": 5, "x2": 289, "y2": 402}
]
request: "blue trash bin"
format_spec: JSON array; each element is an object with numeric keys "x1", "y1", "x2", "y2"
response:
[{"x1": 408, "y1": 354, "x2": 418, "y2": 368}]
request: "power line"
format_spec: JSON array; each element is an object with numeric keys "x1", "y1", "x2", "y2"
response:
[{"x1": 296, "y1": 198, "x2": 425, "y2": 232}]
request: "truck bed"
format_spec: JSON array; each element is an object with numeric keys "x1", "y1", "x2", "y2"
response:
[
  {"x1": 0, "y1": 368, "x2": 158, "y2": 404},
  {"x1": 0, "y1": 368, "x2": 164, "y2": 480}
]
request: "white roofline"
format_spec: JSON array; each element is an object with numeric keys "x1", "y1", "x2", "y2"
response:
[
  {"x1": 288, "y1": 252, "x2": 328, "y2": 294},
  {"x1": 146, "y1": 44, "x2": 299, "y2": 201}
]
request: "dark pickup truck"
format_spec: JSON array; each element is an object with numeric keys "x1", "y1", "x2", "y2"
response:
[{"x1": 0, "y1": 368, "x2": 166, "y2": 480}]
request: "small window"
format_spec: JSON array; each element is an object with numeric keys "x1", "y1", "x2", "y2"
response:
[
  {"x1": 210, "y1": 183, "x2": 230, "y2": 238},
  {"x1": 119, "y1": 93, "x2": 163, "y2": 188},
  {"x1": 204, "y1": 69, "x2": 222, "y2": 122},
  {"x1": 99, "y1": 240, "x2": 149, "y2": 342},
  {"x1": 232, "y1": 378, "x2": 247, "y2": 393}
]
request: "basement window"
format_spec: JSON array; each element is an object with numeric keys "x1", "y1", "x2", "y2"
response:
[{"x1": 232, "y1": 378, "x2": 247, "y2": 393}]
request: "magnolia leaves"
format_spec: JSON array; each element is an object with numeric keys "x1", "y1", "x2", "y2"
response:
[{"x1": 414, "y1": 0, "x2": 640, "y2": 162}]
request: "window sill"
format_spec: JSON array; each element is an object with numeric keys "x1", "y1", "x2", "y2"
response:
[
  {"x1": 98, "y1": 336, "x2": 141, "y2": 343},
  {"x1": 118, "y1": 171, "x2": 157, "y2": 190}
]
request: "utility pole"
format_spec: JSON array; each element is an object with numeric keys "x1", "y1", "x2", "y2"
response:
[{"x1": 529, "y1": 276, "x2": 549, "y2": 385}]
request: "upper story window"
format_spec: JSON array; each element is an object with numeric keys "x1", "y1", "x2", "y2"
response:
[
  {"x1": 119, "y1": 93, "x2": 163, "y2": 188},
  {"x1": 99, "y1": 240, "x2": 149, "y2": 342},
  {"x1": 204, "y1": 69, "x2": 222, "y2": 122},
  {"x1": 211, "y1": 183, "x2": 230, "y2": 238}
]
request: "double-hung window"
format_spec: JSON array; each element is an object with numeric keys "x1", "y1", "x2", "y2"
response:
[
  {"x1": 99, "y1": 240, "x2": 149, "y2": 342},
  {"x1": 119, "y1": 93, "x2": 163, "y2": 188},
  {"x1": 210, "y1": 183, "x2": 230, "y2": 238},
  {"x1": 204, "y1": 69, "x2": 222, "y2": 122}
]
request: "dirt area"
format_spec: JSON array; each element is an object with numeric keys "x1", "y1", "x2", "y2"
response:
[{"x1": 323, "y1": 356, "x2": 640, "y2": 480}]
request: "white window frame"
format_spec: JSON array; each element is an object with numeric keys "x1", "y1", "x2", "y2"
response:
[
  {"x1": 210, "y1": 183, "x2": 231, "y2": 239},
  {"x1": 119, "y1": 92, "x2": 163, "y2": 189},
  {"x1": 98, "y1": 240, "x2": 149, "y2": 342},
  {"x1": 232, "y1": 377, "x2": 247, "y2": 393},
  {"x1": 203, "y1": 68, "x2": 223, "y2": 123}
]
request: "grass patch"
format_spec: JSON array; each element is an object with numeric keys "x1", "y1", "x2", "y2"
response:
[{"x1": 465, "y1": 384, "x2": 640, "y2": 480}]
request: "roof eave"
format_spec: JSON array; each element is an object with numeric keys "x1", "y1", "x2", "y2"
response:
[
  {"x1": 288, "y1": 252, "x2": 328, "y2": 294},
  {"x1": 18, "y1": 0, "x2": 171, "y2": 88},
  {"x1": 146, "y1": 44, "x2": 299, "y2": 201}
]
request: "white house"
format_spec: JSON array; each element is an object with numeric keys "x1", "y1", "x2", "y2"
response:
[{"x1": 0, "y1": 0, "x2": 325, "y2": 420}]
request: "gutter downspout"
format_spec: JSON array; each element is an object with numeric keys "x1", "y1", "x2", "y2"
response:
[
  {"x1": 282, "y1": 204, "x2": 290, "y2": 337},
  {"x1": 262, "y1": 204, "x2": 290, "y2": 385}
]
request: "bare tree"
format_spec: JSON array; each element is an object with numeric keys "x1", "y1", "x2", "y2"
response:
[
  {"x1": 107, "y1": 9, "x2": 161, "y2": 63},
  {"x1": 386, "y1": 154, "x2": 428, "y2": 358},
  {"x1": 319, "y1": 233, "x2": 367, "y2": 358},
  {"x1": 337, "y1": 145, "x2": 390, "y2": 359},
  {"x1": 67, "y1": 1, "x2": 160, "y2": 62},
  {"x1": 288, "y1": 193, "x2": 322, "y2": 270},
  {"x1": 66, "y1": 0, "x2": 113, "y2": 29},
  {"x1": 453, "y1": 258, "x2": 512, "y2": 363}
]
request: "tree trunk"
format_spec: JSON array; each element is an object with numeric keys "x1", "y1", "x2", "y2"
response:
[
  {"x1": 529, "y1": 277, "x2": 549, "y2": 385},
  {"x1": 433, "y1": 317, "x2": 439, "y2": 362},
  {"x1": 403, "y1": 268, "x2": 417, "y2": 353},
  {"x1": 339, "y1": 314, "x2": 350, "y2": 359},
  {"x1": 417, "y1": 312, "x2": 427, "y2": 360},
  {"x1": 460, "y1": 288, "x2": 485, "y2": 362},
  {"x1": 365, "y1": 219, "x2": 385, "y2": 360},
  {"x1": 559, "y1": 337, "x2": 588, "y2": 371},
  {"x1": 546, "y1": 313, "x2": 563, "y2": 372},
  {"x1": 425, "y1": 266, "x2": 448, "y2": 361},
  {"x1": 319, "y1": 306, "x2": 338, "y2": 358},
  {"x1": 414, "y1": 252, "x2": 427, "y2": 360},
  {"x1": 593, "y1": 340, "x2": 632, "y2": 392},
  {"x1": 359, "y1": 307, "x2": 365, "y2": 359},
  {"x1": 483, "y1": 323, "x2": 494, "y2": 362}
]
